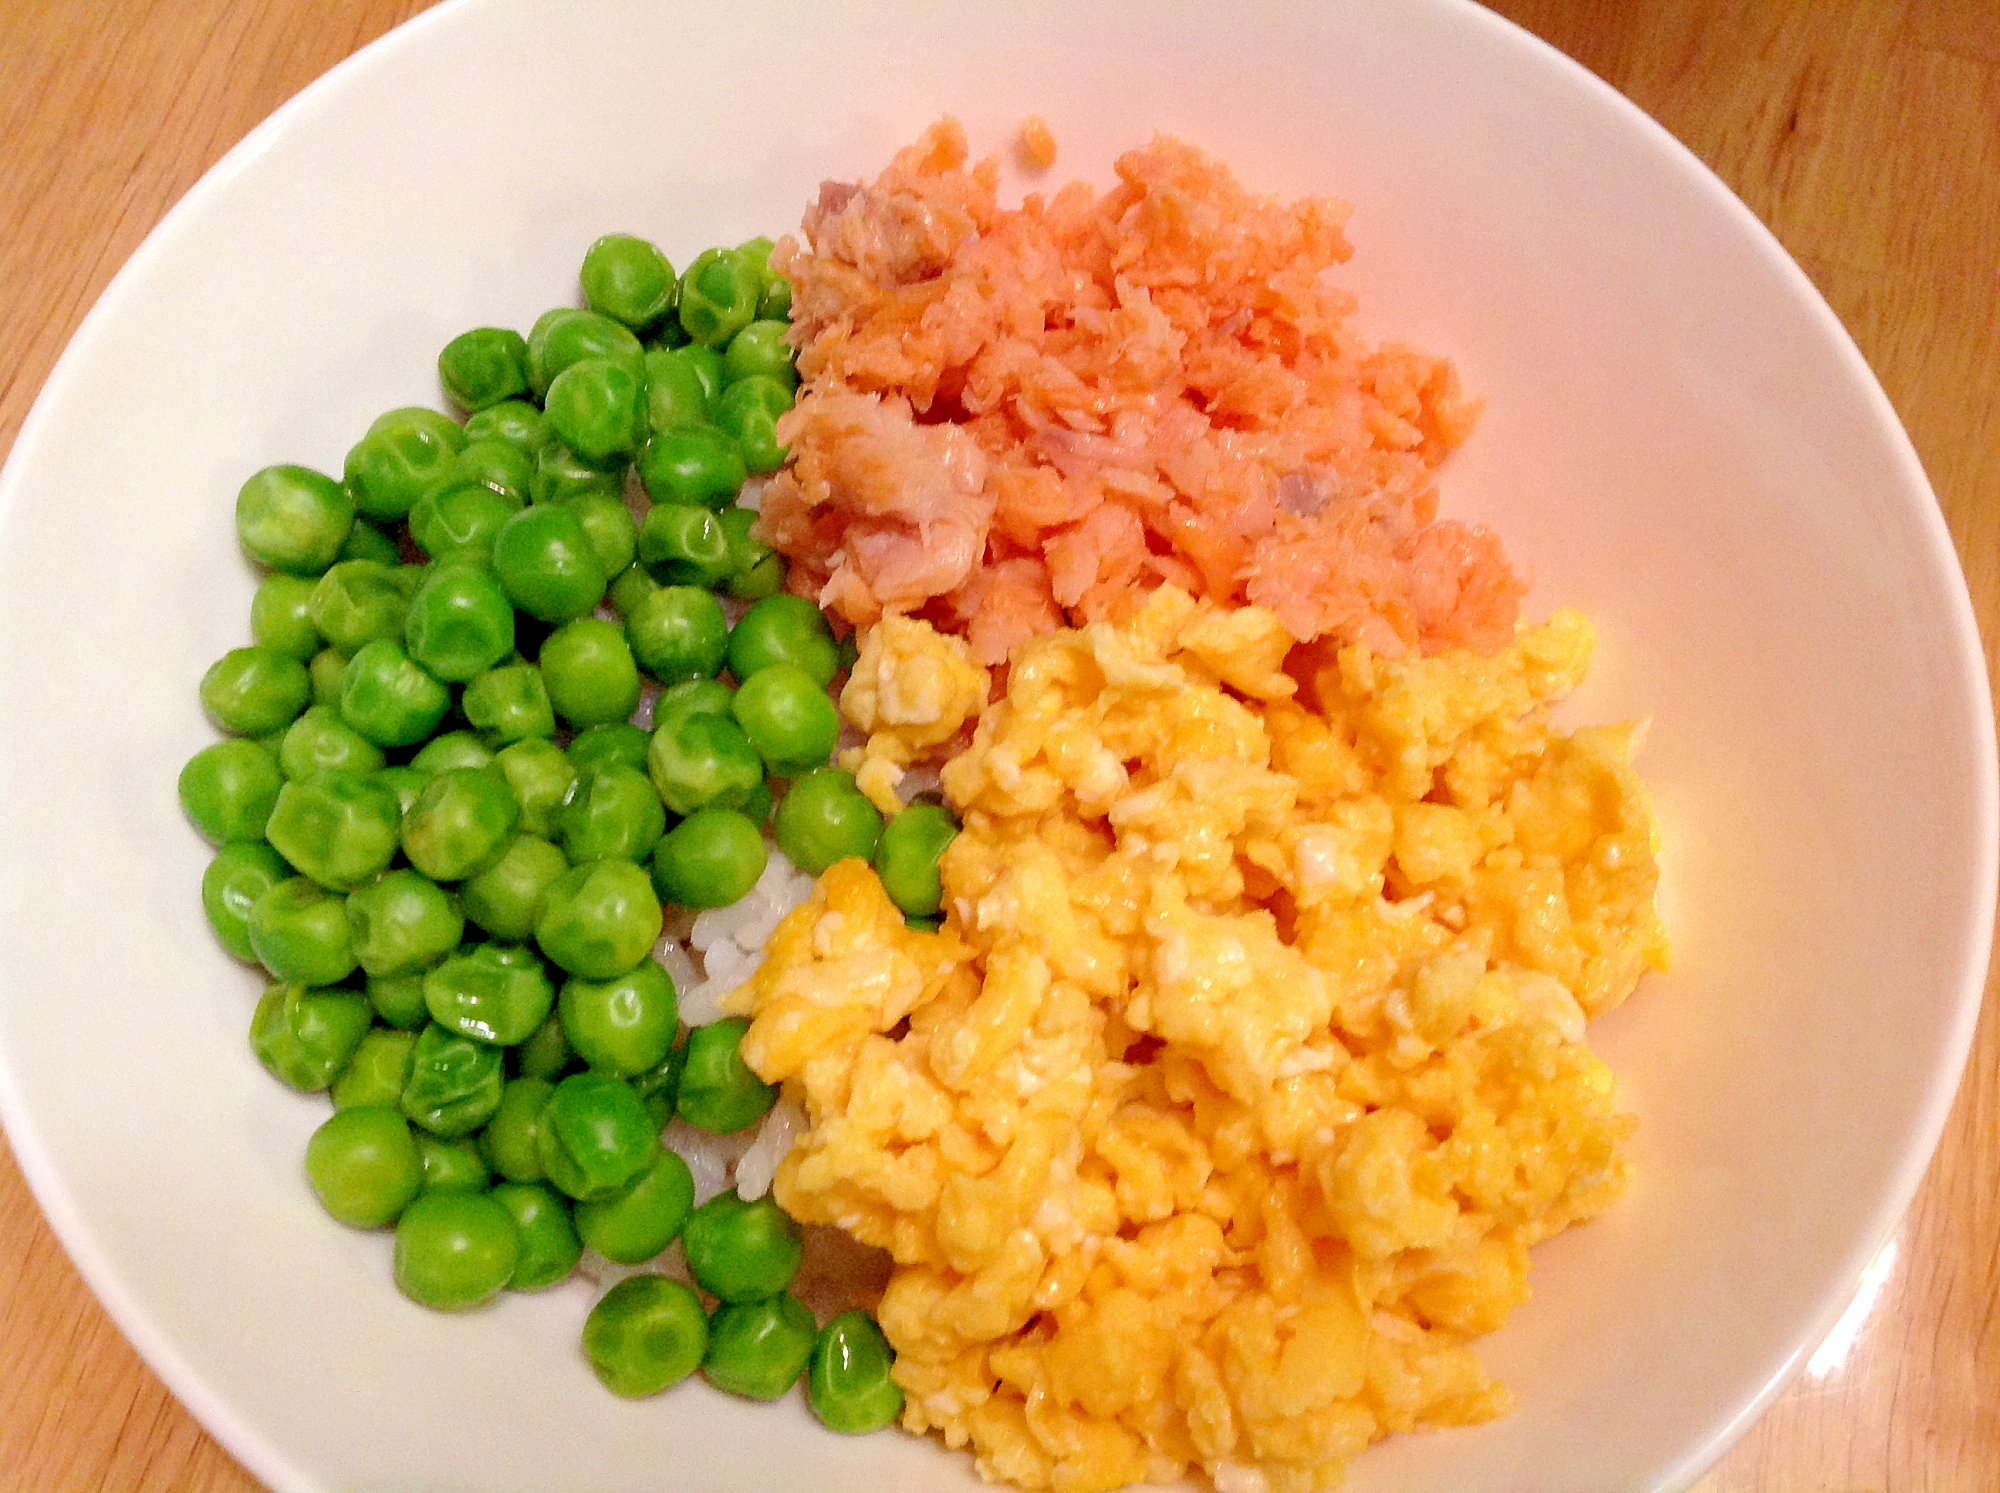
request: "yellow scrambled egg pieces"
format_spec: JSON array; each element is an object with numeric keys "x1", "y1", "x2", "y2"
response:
[
  {"x1": 729, "y1": 589, "x2": 1668, "y2": 1493},
  {"x1": 837, "y1": 613, "x2": 988, "y2": 813}
]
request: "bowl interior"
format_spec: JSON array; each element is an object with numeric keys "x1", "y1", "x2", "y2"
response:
[{"x1": 0, "y1": 2, "x2": 1989, "y2": 1490}]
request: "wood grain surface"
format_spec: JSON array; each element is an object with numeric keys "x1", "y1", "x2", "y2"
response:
[{"x1": 1, "y1": 2, "x2": 1994, "y2": 1489}]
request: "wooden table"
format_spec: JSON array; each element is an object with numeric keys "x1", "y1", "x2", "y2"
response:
[{"x1": 1, "y1": 2, "x2": 1994, "y2": 1488}]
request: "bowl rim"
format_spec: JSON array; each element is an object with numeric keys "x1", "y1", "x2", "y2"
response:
[{"x1": 0, "y1": 2, "x2": 1992, "y2": 1491}]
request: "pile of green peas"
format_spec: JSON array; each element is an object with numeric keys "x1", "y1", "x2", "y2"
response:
[{"x1": 179, "y1": 230, "x2": 962, "y2": 1434}]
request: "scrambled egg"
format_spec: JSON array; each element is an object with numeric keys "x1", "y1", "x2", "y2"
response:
[
  {"x1": 730, "y1": 589, "x2": 1667, "y2": 1493},
  {"x1": 837, "y1": 613, "x2": 989, "y2": 813}
]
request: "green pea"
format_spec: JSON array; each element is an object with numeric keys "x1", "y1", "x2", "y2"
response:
[
  {"x1": 584, "y1": 1275, "x2": 707, "y2": 1398},
  {"x1": 264, "y1": 772, "x2": 402, "y2": 891},
  {"x1": 567, "y1": 722, "x2": 651, "y2": 778},
  {"x1": 676, "y1": 1017, "x2": 776, "y2": 1134},
  {"x1": 345, "y1": 407, "x2": 465, "y2": 523},
  {"x1": 393, "y1": 1191, "x2": 519, "y2": 1311},
  {"x1": 774, "y1": 768, "x2": 883, "y2": 875},
  {"x1": 680, "y1": 1191, "x2": 802, "y2": 1303},
  {"x1": 307, "y1": 647, "x2": 348, "y2": 710},
  {"x1": 492, "y1": 504, "x2": 608, "y2": 623},
  {"x1": 637, "y1": 424, "x2": 745, "y2": 509},
  {"x1": 410, "y1": 729, "x2": 494, "y2": 776},
  {"x1": 677, "y1": 247, "x2": 761, "y2": 349},
  {"x1": 490, "y1": 1182, "x2": 582, "y2": 1291},
  {"x1": 201, "y1": 840, "x2": 290, "y2": 962},
  {"x1": 200, "y1": 646, "x2": 311, "y2": 737},
  {"x1": 346, "y1": 869, "x2": 464, "y2": 978},
  {"x1": 715, "y1": 380, "x2": 789, "y2": 475},
  {"x1": 277, "y1": 704, "x2": 385, "y2": 782},
  {"x1": 338, "y1": 639, "x2": 450, "y2": 748},
  {"x1": 236, "y1": 465, "x2": 355, "y2": 575},
  {"x1": 249, "y1": 572, "x2": 321, "y2": 660},
  {"x1": 330, "y1": 1028, "x2": 419, "y2": 1111},
  {"x1": 721, "y1": 320, "x2": 796, "y2": 390},
  {"x1": 630, "y1": 1039, "x2": 687, "y2": 1130},
  {"x1": 733, "y1": 664, "x2": 841, "y2": 777},
  {"x1": 424, "y1": 943, "x2": 556, "y2": 1047},
  {"x1": 526, "y1": 307, "x2": 646, "y2": 400},
  {"x1": 462, "y1": 833, "x2": 570, "y2": 942},
  {"x1": 417, "y1": 1133, "x2": 491, "y2": 1193},
  {"x1": 306, "y1": 1106, "x2": 424, "y2": 1228},
  {"x1": 758, "y1": 276, "x2": 792, "y2": 324},
  {"x1": 536, "y1": 1070, "x2": 659, "y2": 1201},
  {"x1": 703, "y1": 1292, "x2": 816, "y2": 1401},
  {"x1": 716, "y1": 507, "x2": 783, "y2": 602},
  {"x1": 338, "y1": 518, "x2": 402, "y2": 567},
  {"x1": 626, "y1": 585, "x2": 728, "y2": 686},
  {"x1": 540, "y1": 616, "x2": 643, "y2": 730},
  {"x1": 563, "y1": 489, "x2": 640, "y2": 581},
  {"x1": 462, "y1": 661, "x2": 556, "y2": 747},
  {"x1": 463, "y1": 399, "x2": 550, "y2": 456},
  {"x1": 560, "y1": 765, "x2": 667, "y2": 865},
  {"x1": 808, "y1": 1310, "x2": 904, "y2": 1433},
  {"x1": 677, "y1": 343, "x2": 724, "y2": 406},
  {"x1": 607, "y1": 561, "x2": 661, "y2": 618},
  {"x1": 530, "y1": 440, "x2": 624, "y2": 506},
  {"x1": 727, "y1": 594, "x2": 838, "y2": 687},
  {"x1": 652, "y1": 808, "x2": 767, "y2": 911},
  {"x1": 308, "y1": 560, "x2": 408, "y2": 655},
  {"x1": 535, "y1": 858, "x2": 663, "y2": 979},
  {"x1": 178, "y1": 738, "x2": 284, "y2": 844},
  {"x1": 653, "y1": 677, "x2": 736, "y2": 734},
  {"x1": 545, "y1": 357, "x2": 648, "y2": 468},
  {"x1": 558, "y1": 960, "x2": 678, "y2": 1077},
  {"x1": 481, "y1": 1075, "x2": 556, "y2": 1183},
  {"x1": 401, "y1": 1022, "x2": 506, "y2": 1137},
  {"x1": 646, "y1": 710, "x2": 764, "y2": 817},
  {"x1": 582, "y1": 234, "x2": 676, "y2": 332},
  {"x1": 402, "y1": 767, "x2": 521, "y2": 881},
  {"x1": 513, "y1": 1007, "x2": 576, "y2": 1082},
  {"x1": 875, "y1": 803, "x2": 959, "y2": 920},
  {"x1": 736, "y1": 775, "x2": 774, "y2": 831},
  {"x1": 643, "y1": 345, "x2": 712, "y2": 432},
  {"x1": 449, "y1": 437, "x2": 535, "y2": 505},
  {"x1": 493, "y1": 738, "x2": 576, "y2": 839},
  {"x1": 367, "y1": 971, "x2": 431, "y2": 1031},
  {"x1": 904, "y1": 913, "x2": 943, "y2": 933},
  {"x1": 574, "y1": 1147, "x2": 695, "y2": 1265},
  {"x1": 736, "y1": 236, "x2": 775, "y2": 279},
  {"x1": 438, "y1": 327, "x2": 530, "y2": 411},
  {"x1": 248, "y1": 981, "x2": 370, "y2": 1090},
  {"x1": 404, "y1": 564, "x2": 516, "y2": 682},
  {"x1": 637, "y1": 503, "x2": 732, "y2": 588}
]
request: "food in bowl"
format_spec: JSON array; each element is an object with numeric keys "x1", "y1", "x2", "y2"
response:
[{"x1": 177, "y1": 117, "x2": 1667, "y2": 1493}]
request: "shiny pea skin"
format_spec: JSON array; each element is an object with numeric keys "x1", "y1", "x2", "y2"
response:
[
  {"x1": 263, "y1": 771, "x2": 402, "y2": 890},
  {"x1": 652, "y1": 807, "x2": 767, "y2": 911},
  {"x1": 677, "y1": 247, "x2": 761, "y2": 349},
  {"x1": 564, "y1": 489, "x2": 640, "y2": 581},
  {"x1": 491, "y1": 1181, "x2": 582, "y2": 1290},
  {"x1": 535, "y1": 859, "x2": 663, "y2": 980},
  {"x1": 367, "y1": 970, "x2": 431, "y2": 1031},
  {"x1": 720, "y1": 320, "x2": 796, "y2": 390},
  {"x1": 540, "y1": 616, "x2": 643, "y2": 730},
  {"x1": 463, "y1": 399, "x2": 549, "y2": 457},
  {"x1": 493, "y1": 737, "x2": 576, "y2": 839},
  {"x1": 331, "y1": 1028, "x2": 419, "y2": 1110},
  {"x1": 462, "y1": 662, "x2": 557, "y2": 747},
  {"x1": 642, "y1": 345, "x2": 711, "y2": 431},
  {"x1": 308, "y1": 560, "x2": 408, "y2": 655},
  {"x1": 401, "y1": 1022, "x2": 506, "y2": 1137},
  {"x1": 513, "y1": 1007, "x2": 576, "y2": 1082},
  {"x1": 306, "y1": 1105, "x2": 424, "y2": 1228},
  {"x1": 480, "y1": 1075, "x2": 556, "y2": 1183},
  {"x1": 423, "y1": 943, "x2": 556, "y2": 1047},
  {"x1": 201, "y1": 840, "x2": 290, "y2": 962},
  {"x1": 680, "y1": 1191, "x2": 802, "y2": 1302},
  {"x1": 393, "y1": 1191, "x2": 518, "y2": 1311},
  {"x1": 630, "y1": 1039, "x2": 687, "y2": 1130},
  {"x1": 248, "y1": 982, "x2": 371, "y2": 1091},
  {"x1": 808, "y1": 1310, "x2": 904, "y2": 1433},
  {"x1": 339, "y1": 518, "x2": 402, "y2": 566},
  {"x1": 584, "y1": 1275, "x2": 707, "y2": 1397},
  {"x1": 200, "y1": 646, "x2": 311, "y2": 737},
  {"x1": 308, "y1": 647, "x2": 348, "y2": 710},
  {"x1": 179, "y1": 738, "x2": 284, "y2": 844},
  {"x1": 236, "y1": 464, "x2": 355, "y2": 575},
  {"x1": 278, "y1": 704, "x2": 385, "y2": 782},
  {"x1": 247, "y1": 877, "x2": 358, "y2": 985},
  {"x1": 339, "y1": 639, "x2": 450, "y2": 749},
  {"x1": 582, "y1": 233, "x2": 676, "y2": 332},
  {"x1": 637, "y1": 502, "x2": 732, "y2": 587},
  {"x1": 492, "y1": 504, "x2": 609, "y2": 623},
  {"x1": 675, "y1": 1017, "x2": 776, "y2": 1134},
  {"x1": 567, "y1": 723, "x2": 650, "y2": 778},
  {"x1": 346, "y1": 869, "x2": 465, "y2": 978},
  {"x1": 536, "y1": 1070, "x2": 659, "y2": 1201},
  {"x1": 608, "y1": 560, "x2": 661, "y2": 617},
  {"x1": 626, "y1": 585, "x2": 728, "y2": 686},
  {"x1": 544, "y1": 357, "x2": 647, "y2": 468},
  {"x1": 560, "y1": 765, "x2": 667, "y2": 865},
  {"x1": 574, "y1": 1146, "x2": 695, "y2": 1264},
  {"x1": 773, "y1": 767, "x2": 883, "y2": 875},
  {"x1": 733, "y1": 664, "x2": 841, "y2": 778},
  {"x1": 411, "y1": 729, "x2": 494, "y2": 776},
  {"x1": 408, "y1": 478, "x2": 523, "y2": 563},
  {"x1": 645, "y1": 711, "x2": 763, "y2": 818},
  {"x1": 404, "y1": 564, "x2": 516, "y2": 683},
  {"x1": 531, "y1": 439, "x2": 624, "y2": 506},
  {"x1": 703, "y1": 1292, "x2": 816, "y2": 1401},
  {"x1": 344, "y1": 406, "x2": 465, "y2": 523},
  {"x1": 727, "y1": 593, "x2": 838, "y2": 687},
  {"x1": 462, "y1": 833, "x2": 571, "y2": 942},
  {"x1": 250, "y1": 572, "x2": 322, "y2": 660},
  {"x1": 636, "y1": 424, "x2": 745, "y2": 509},
  {"x1": 439, "y1": 327, "x2": 530, "y2": 411},
  {"x1": 418, "y1": 1133, "x2": 490, "y2": 1193},
  {"x1": 874, "y1": 803, "x2": 959, "y2": 919},
  {"x1": 714, "y1": 375, "x2": 790, "y2": 474},
  {"x1": 558, "y1": 960, "x2": 678, "y2": 1077},
  {"x1": 526, "y1": 307, "x2": 645, "y2": 400},
  {"x1": 402, "y1": 766, "x2": 521, "y2": 881}
]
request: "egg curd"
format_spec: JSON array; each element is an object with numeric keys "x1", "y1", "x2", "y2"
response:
[{"x1": 727, "y1": 588, "x2": 1667, "y2": 1493}]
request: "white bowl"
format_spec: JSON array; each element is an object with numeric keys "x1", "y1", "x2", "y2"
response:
[{"x1": 0, "y1": 2, "x2": 1991, "y2": 1490}]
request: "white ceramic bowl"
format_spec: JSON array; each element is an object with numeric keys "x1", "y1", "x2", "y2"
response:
[{"x1": 1, "y1": 2, "x2": 1991, "y2": 1490}]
